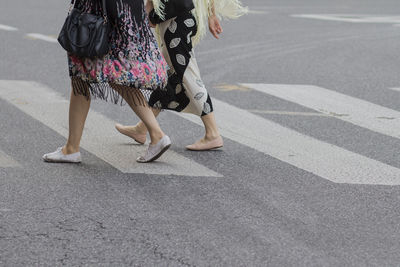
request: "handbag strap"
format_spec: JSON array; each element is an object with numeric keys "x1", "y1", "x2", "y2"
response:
[
  {"x1": 68, "y1": 0, "x2": 76, "y2": 13},
  {"x1": 101, "y1": 0, "x2": 108, "y2": 22}
]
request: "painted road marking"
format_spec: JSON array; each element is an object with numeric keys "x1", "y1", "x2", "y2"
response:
[
  {"x1": 243, "y1": 84, "x2": 400, "y2": 139},
  {"x1": 216, "y1": 84, "x2": 252, "y2": 92},
  {"x1": 292, "y1": 14, "x2": 400, "y2": 24},
  {"x1": 0, "y1": 24, "x2": 18, "y2": 31},
  {"x1": 2, "y1": 81, "x2": 399, "y2": 184},
  {"x1": 0, "y1": 150, "x2": 20, "y2": 168},
  {"x1": 177, "y1": 99, "x2": 400, "y2": 185},
  {"x1": 389, "y1": 87, "x2": 400, "y2": 92},
  {"x1": 0, "y1": 80, "x2": 221, "y2": 177},
  {"x1": 248, "y1": 10, "x2": 269, "y2": 15},
  {"x1": 248, "y1": 110, "x2": 331, "y2": 117},
  {"x1": 26, "y1": 33, "x2": 58, "y2": 43}
]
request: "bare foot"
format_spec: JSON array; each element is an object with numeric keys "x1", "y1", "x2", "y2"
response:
[
  {"x1": 115, "y1": 123, "x2": 147, "y2": 144},
  {"x1": 186, "y1": 136, "x2": 223, "y2": 151}
]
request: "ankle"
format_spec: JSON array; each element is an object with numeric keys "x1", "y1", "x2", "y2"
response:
[
  {"x1": 204, "y1": 132, "x2": 220, "y2": 141},
  {"x1": 149, "y1": 131, "x2": 164, "y2": 145},
  {"x1": 63, "y1": 144, "x2": 79, "y2": 154},
  {"x1": 134, "y1": 123, "x2": 148, "y2": 135},
  {"x1": 137, "y1": 127, "x2": 148, "y2": 135}
]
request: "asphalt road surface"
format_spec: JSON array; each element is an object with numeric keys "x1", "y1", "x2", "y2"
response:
[{"x1": 1, "y1": 0, "x2": 400, "y2": 266}]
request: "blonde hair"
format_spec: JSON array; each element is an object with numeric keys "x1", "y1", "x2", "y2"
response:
[{"x1": 152, "y1": 0, "x2": 248, "y2": 46}]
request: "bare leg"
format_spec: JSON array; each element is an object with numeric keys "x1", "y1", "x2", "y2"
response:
[
  {"x1": 113, "y1": 86, "x2": 171, "y2": 162},
  {"x1": 119, "y1": 111, "x2": 223, "y2": 150},
  {"x1": 185, "y1": 112, "x2": 223, "y2": 150},
  {"x1": 117, "y1": 108, "x2": 160, "y2": 137},
  {"x1": 63, "y1": 89, "x2": 91, "y2": 154},
  {"x1": 201, "y1": 112, "x2": 220, "y2": 141},
  {"x1": 128, "y1": 104, "x2": 164, "y2": 145},
  {"x1": 111, "y1": 85, "x2": 164, "y2": 145},
  {"x1": 44, "y1": 81, "x2": 170, "y2": 163},
  {"x1": 124, "y1": 110, "x2": 221, "y2": 138},
  {"x1": 136, "y1": 111, "x2": 221, "y2": 140}
]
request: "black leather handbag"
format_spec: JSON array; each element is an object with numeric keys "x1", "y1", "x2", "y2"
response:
[
  {"x1": 149, "y1": 0, "x2": 195, "y2": 24},
  {"x1": 58, "y1": 0, "x2": 111, "y2": 58}
]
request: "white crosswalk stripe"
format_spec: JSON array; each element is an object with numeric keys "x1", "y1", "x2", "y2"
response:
[
  {"x1": 0, "y1": 80, "x2": 222, "y2": 177},
  {"x1": 248, "y1": 110, "x2": 331, "y2": 117},
  {"x1": 248, "y1": 10, "x2": 269, "y2": 15},
  {"x1": 178, "y1": 98, "x2": 400, "y2": 186},
  {"x1": 0, "y1": 24, "x2": 18, "y2": 31},
  {"x1": 243, "y1": 83, "x2": 400, "y2": 139},
  {"x1": 0, "y1": 150, "x2": 20, "y2": 168},
  {"x1": 25, "y1": 33, "x2": 58, "y2": 43},
  {"x1": 291, "y1": 14, "x2": 400, "y2": 24},
  {"x1": 1, "y1": 80, "x2": 400, "y2": 185}
]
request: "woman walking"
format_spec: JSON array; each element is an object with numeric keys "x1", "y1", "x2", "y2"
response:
[
  {"x1": 115, "y1": 0, "x2": 247, "y2": 151},
  {"x1": 43, "y1": 0, "x2": 171, "y2": 163}
]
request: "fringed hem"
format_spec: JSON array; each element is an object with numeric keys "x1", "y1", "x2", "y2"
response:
[{"x1": 71, "y1": 77, "x2": 155, "y2": 107}]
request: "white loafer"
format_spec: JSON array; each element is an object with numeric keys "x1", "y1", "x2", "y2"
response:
[
  {"x1": 43, "y1": 147, "x2": 82, "y2": 163},
  {"x1": 137, "y1": 135, "x2": 171, "y2": 163}
]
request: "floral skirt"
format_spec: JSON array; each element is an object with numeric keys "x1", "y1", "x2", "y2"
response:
[{"x1": 67, "y1": 0, "x2": 168, "y2": 104}]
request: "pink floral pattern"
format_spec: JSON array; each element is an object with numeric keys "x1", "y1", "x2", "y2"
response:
[{"x1": 68, "y1": 0, "x2": 168, "y2": 92}]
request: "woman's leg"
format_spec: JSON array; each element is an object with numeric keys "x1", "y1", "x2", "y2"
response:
[
  {"x1": 117, "y1": 14, "x2": 223, "y2": 150},
  {"x1": 63, "y1": 84, "x2": 91, "y2": 154},
  {"x1": 201, "y1": 112, "x2": 220, "y2": 141},
  {"x1": 126, "y1": 110, "x2": 219, "y2": 139},
  {"x1": 43, "y1": 80, "x2": 90, "y2": 163},
  {"x1": 128, "y1": 104, "x2": 164, "y2": 145},
  {"x1": 118, "y1": 107, "x2": 222, "y2": 150},
  {"x1": 159, "y1": 14, "x2": 222, "y2": 149},
  {"x1": 115, "y1": 108, "x2": 160, "y2": 142},
  {"x1": 111, "y1": 85, "x2": 165, "y2": 145},
  {"x1": 111, "y1": 85, "x2": 171, "y2": 162},
  {"x1": 185, "y1": 112, "x2": 223, "y2": 150}
]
